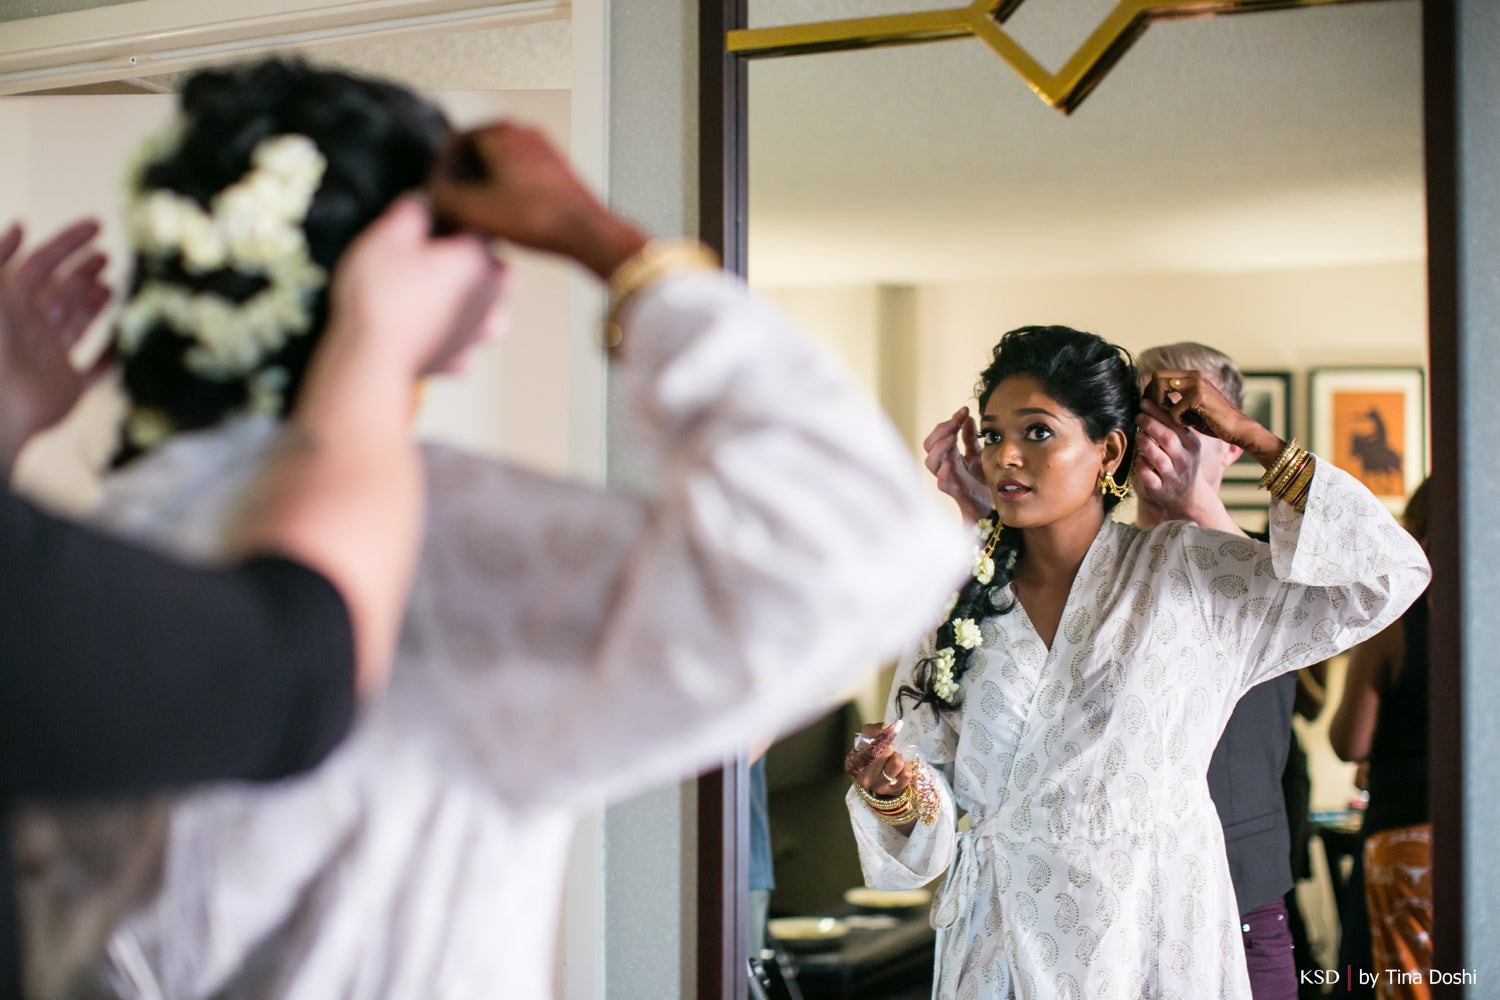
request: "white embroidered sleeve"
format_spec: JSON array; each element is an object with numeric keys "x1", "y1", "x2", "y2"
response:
[
  {"x1": 400, "y1": 271, "x2": 972, "y2": 806},
  {"x1": 1171, "y1": 459, "x2": 1429, "y2": 694},
  {"x1": 844, "y1": 645, "x2": 960, "y2": 888}
]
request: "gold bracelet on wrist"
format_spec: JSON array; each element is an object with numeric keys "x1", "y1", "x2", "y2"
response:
[
  {"x1": 1254, "y1": 440, "x2": 1302, "y2": 491},
  {"x1": 854, "y1": 780, "x2": 919, "y2": 826},
  {"x1": 1281, "y1": 457, "x2": 1317, "y2": 513},
  {"x1": 602, "y1": 239, "x2": 720, "y2": 350},
  {"x1": 1269, "y1": 452, "x2": 1310, "y2": 497},
  {"x1": 1257, "y1": 444, "x2": 1296, "y2": 490},
  {"x1": 853, "y1": 758, "x2": 944, "y2": 827},
  {"x1": 1257, "y1": 439, "x2": 1307, "y2": 491}
]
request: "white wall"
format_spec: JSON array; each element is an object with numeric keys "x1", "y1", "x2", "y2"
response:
[
  {"x1": 758, "y1": 285, "x2": 881, "y2": 391},
  {"x1": 910, "y1": 261, "x2": 1429, "y2": 455}
]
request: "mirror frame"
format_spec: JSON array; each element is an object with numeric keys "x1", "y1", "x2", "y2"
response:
[{"x1": 696, "y1": 3, "x2": 1464, "y2": 996}]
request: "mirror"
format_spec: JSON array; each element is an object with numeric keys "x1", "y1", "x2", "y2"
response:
[{"x1": 727, "y1": 2, "x2": 1428, "y2": 995}]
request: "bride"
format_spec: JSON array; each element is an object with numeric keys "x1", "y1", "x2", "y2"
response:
[
  {"x1": 17, "y1": 58, "x2": 969, "y2": 999},
  {"x1": 844, "y1": 325, "x2": 1428, "y2": 999}
]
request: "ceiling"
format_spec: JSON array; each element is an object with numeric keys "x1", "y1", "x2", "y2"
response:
[
  {"x1": 17, "y1": 1, "x2": 1423, "y2": 286},
  {"x1": 745, "y1": 0, "x2": 1424, "y2": 284}
]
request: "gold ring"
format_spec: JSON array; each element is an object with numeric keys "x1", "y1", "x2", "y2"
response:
[
  {"x1": 1168, "y1": 378, "x2": 1182, "y2": 389},
  {"x1": 883, "y1": 765, "x2": 901, "y2": 782}
]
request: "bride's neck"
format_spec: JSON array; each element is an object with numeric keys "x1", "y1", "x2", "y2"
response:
[{"x1": 1015, "y1": 504, "x2": 1105, "y2": 587}]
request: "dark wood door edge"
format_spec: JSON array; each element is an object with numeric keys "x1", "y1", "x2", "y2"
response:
[
  {"x1": 1421, "y1": 0, "x2": 1464, "y2": 991},
  {"x1": 697, "y1": 8, "x2": 750, "y2": 998}
]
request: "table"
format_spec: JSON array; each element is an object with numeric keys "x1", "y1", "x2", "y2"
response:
[{"x1": 771, "y1": 907, "x2": 934, "y2": 1000}]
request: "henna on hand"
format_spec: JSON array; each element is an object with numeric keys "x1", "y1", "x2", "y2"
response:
[{"x1": 843, "y1": 719, "x2": 902, "y2": 777}]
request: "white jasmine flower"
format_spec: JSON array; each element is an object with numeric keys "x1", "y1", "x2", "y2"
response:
[
  {"x1": 932, "y1": 647, "x2": 959, "y2": 702},
  {"x1": 974, "y1": 553, "x2": 995, "y2": 585},
  {"x1": 214, "y1": 185, "x2": 267, "y2": 252},
  {"x1": 253, "y1": 135, "x2": 325, "y2": 190},
  {"x1": 117, "y1": 131, "x2": 328, "y2": 380},
  {"x1": 974, "y1": 516, "x2": 995, "y2": 540},
  {"x1": 942, "y1": 592, "x2": 959, "y2": 620},
  {"x1": 953, "y1": 618, "x2": 982, "y2": 650},
  {"x1": 128, "y1": 192, "x2": 190, "y2": 251},
  {"x1": 248, "y1": 366, "x2": 290, "y2": 415},
  {"x1": 178, "y1": 213, "x2": 227, "y2": 272},
  {"x1": 126, "y1": 408, "x2": 174, "y2": 449}
]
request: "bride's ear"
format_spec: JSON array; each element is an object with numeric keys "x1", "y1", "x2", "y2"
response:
[{"x1": 1101, "y1": 426, "x2": 1129, "y2": 475}]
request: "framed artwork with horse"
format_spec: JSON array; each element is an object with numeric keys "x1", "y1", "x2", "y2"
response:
[{"x1": 1310, "y1": 367, "x2": 1426, "y2": 509}]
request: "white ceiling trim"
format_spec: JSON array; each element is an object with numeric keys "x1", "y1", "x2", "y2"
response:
[{"x1": 0, "y1": 0, "x2": 567, "y2": 94}]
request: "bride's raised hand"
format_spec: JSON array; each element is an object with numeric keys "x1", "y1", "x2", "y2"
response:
[
  {"x1": 845, "y1": 721, "x2": 912, "y2": 796},
  {"x1": 922, "y1": 408, "x2": 989, "y2": 524},
  {"x1": 1143, "y1": 369, "x2": 1284, "y2": 467}
]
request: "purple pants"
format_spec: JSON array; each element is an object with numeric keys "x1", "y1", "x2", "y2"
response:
[{"x1": 1241, "y1": 897, "x2": 1299, "y2": 1000}]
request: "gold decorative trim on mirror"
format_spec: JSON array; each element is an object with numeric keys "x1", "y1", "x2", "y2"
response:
[{"x1": 727, "y1": 0, "x2": 1396, "y2": 113}]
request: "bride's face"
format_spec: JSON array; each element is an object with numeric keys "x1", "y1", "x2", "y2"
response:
[{"x1": 978, "y1": 375, "x2": 1125, "y2": 530}]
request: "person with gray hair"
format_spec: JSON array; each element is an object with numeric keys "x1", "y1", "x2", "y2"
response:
[
  {"x1": 1135, "y1": 342, "x2": 1302, "y2": 1000},
  {"x1": 924, "y1": 339, "x2": 1305, "y2": 1000}
]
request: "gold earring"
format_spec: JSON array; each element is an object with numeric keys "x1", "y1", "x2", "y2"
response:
[{"x1": 1100, "y1": 471, "x2": 1129, "y2": 499}]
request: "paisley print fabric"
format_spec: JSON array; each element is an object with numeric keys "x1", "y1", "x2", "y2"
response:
[{"x1": 848, "y1": 463, "x2": 1429, "y2": 1000}]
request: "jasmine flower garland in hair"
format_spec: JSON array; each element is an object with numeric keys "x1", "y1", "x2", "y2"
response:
[
  {"x1": 896, "y1": 512, "x2": 1019, "y2": 714},
  {"x1": 118, "y1": 133, "x2": 329, "y2": 380}
]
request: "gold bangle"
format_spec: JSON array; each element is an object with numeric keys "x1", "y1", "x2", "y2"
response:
[
  {"x1": 854, "y1": 781, "x2": 919, "y2": 825},
  {"x1": 1279, "y1": 457, "x2": 1317, "y2": 513},
  {"x1": 1260, "y1": 440, "x2": 1308, "y2": 491},
  {"x1": 1288, "y1": 457, "x2": 1316, "y2": 496},
  {"x1": 1258, "y1": 439, "x2": 1307, "y2": 491},
  {"x1": 1269, "y1": 452, "x2": 1309, "y2": 496},
  {"x1": 1277, "y1": 453, "x2": 1314, "y2": 499},
  {"x1": 1262, "y1": 447, "x2": 1298, "y2": 490},
  {"x1": 602, "y1": 239, "x2": 720, "y2": 348},
  {"x1": 854, "y1": 781, "x2": 913, "y2": 810}
]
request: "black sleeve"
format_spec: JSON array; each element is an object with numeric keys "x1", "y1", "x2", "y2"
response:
[{"x1": 0, "y1": 488, "x2": 356, "y2": 799}]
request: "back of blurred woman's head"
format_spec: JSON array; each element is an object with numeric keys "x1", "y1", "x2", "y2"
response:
[
  {"x1": 974, "y1": 324, "x2": 1140, "y2": 513},
  {"x1": 1135, "y1": 341, "x2": 1244, "y2": 410},
  {"x1": 113, "y1": 58, "x2": 449, "y2": 463}
]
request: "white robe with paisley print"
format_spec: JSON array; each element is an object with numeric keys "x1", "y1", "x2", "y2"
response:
[{"x1": 848, "y1": 464, "x2": 1429, "y2": 1000}]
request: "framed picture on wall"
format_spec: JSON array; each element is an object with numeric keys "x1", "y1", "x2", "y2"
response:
[
  {"x1": 1224, "y1": 371, "x2": 1293, "y2": 483},
  {"x1": 1309, "y1": 367, "x2": 1426, "y2": 507}
]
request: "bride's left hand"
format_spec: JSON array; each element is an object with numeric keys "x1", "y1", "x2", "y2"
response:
[{"x1": 1143, "y1": 370, "x2": 1282, "y2": 466}]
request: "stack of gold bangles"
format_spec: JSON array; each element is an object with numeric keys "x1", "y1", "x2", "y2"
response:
[
  {"x1": 854, "y1": 759, "x2": 941, "y2": 826},
  {"x1": 1257, "y1": 438, "x2": 1317, "y2": 513}
]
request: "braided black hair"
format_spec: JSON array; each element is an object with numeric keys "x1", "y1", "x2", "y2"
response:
[
  {"x1": 896, "y1": 325, "x2": 1139, "y2": 718},
  {"x1": 114, "y1": 58, "x2": 450, "y2": 464}
]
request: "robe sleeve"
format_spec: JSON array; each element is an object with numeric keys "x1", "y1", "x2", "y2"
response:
[
  {"x1": 398, "y1": 270, "x2": 972, "y2": 807},
  {"x1": 843, "y1": 639, "x2": 960, "y2": 890},
  {"x1": 1169, "y1": 459, "x2": 1429, "y2": 696}
]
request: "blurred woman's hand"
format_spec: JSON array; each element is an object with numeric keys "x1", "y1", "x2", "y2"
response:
[
  {"x1": 922, "y1": 408, "x2": 990, "y2": 524},
  {"x1": 0, "y1": 220, "x2": 113, "y2": 476}
]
